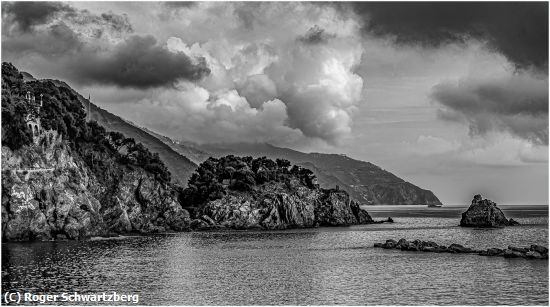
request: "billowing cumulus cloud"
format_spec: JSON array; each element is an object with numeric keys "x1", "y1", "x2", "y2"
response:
[
  {"x1": 432, "y1": 71, "x2": 548, "y2": 145},
  {"x1": 350, "y1": 2, "x2": 548, "y2": 70},
  {"x1": 117, "y1": 82, "x2": 306, "y2": 146},
  {"x1": 159, "y1": 3, "x2": 364, "y2": 144},
  {"x1": 238, "y1": 74, "x2": 277, "y2": 109}
]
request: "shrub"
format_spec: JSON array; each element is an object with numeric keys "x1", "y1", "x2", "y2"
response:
[
  {"x1": 180, "y1": 155, "x2": 317, "y2": 207},
  {"x1": 1, "y1": 62, "x2": 171, "y2": 184}
]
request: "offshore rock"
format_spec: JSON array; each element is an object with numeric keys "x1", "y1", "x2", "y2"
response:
[
  {"x1": 480, "y1": 248, "x2": 505, "y2": 256},
  {"x1": 447, "y1": 243, "x2": 474, "y2": 253},
  {"x1": 200, "y1": 181, "x2": 373, "y2": 230},
  {"x1": 460, "y1": 194, "x2": 516, "y2": 227},
  {"x1": 374, "y1": 238, "x2": 548, "y2": 260},
  {"x1": 530, "y1": 244, "x2": 549, "y2": 254}
]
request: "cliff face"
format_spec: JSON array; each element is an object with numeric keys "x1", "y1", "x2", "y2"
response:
[
  {"x1": 199, "y1": 182, "x2": 373, "y2": 230},
  {"x1": 1, "y1": 132, "x2": 191, "y2": 241}
]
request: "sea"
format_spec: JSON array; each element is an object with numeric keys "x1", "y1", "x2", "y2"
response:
[{"x1": 2, "y1": 205, "x2": 548, "y2": 305}]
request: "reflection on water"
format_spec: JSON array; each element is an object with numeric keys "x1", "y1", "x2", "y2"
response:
[{"x1": 2, "y1": 207, "x2": 548, "y2": 305}]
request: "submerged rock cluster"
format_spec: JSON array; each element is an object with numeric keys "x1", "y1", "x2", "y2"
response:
[
  {"x1": 374, "y1": 238, "x2": 548, "y2": 259},
  {"x1": 460, "y1": 194, "x2": 520, "y2": 227}
]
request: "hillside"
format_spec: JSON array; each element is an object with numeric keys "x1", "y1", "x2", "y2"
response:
[
  {"x1": 195, "y1": 143, "x2": 443, "y2": 206},
  {"x1": 140, "y1": 127, "x2": 210, "y2": 165},
  {"x1": 34, "y1": 78, "x2": 197, "y2": 186},
  {"x1": 1, "y1": 63, "x2": 192, "y2": 241},
  {"x1": 84, "y1": 101, "x2": 197, "y2": 185}
]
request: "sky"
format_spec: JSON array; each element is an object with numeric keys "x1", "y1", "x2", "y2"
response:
[{"x1": 1, "y1": 1, "x2": 548, "y2": 205}]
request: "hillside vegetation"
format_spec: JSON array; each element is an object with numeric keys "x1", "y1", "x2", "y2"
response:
[
  {"x1": 180, "y1": 155, "x2": 317, "y2": 207},
  {"x1": 197, "y1": 142, "x2": 443, "y2": 206},
  {"x1": 1, "y1": 63, "x2": 191, "y2": 241},
  {"x1": 180, "y1": 155, "x2": 374, "y2": 229},
  {"x1": 83, "y1": 99, "x2": 197, "y2": 185},
  {"x1": 1, "y1": 62, "x2": 171, "y2": 184}
]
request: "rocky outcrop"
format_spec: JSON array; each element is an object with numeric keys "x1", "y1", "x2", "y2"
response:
[
  {"x1": 1, "y1": 137, "x2": 191, "y2": 241},
  {"x1": 460, "y1": 194, "x2": 518, "y2": 227},
  {"x1": 374, "y1": 238, "x2": 548, "y2": 260},
  {"x1": 197, "y1": 180, "x2": 373, "y2": 230}
]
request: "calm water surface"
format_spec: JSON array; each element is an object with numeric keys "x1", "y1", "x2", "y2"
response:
[{"x1": 2, "y1": 206, "x2": 548, "y2": 305}]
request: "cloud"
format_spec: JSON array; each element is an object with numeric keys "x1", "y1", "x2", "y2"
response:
[
  {"x1": 350, "y1": 2, "x2": 548, "y2": 70},
  {"x1": 298, "y1": 25, "x2": 335, "y2": 44},
  {"x1": 2, "y1": 2, "x2": 210, "y2": 88},
  {"x1": 2, "y1": 22, "x2": 82, "y2": 57},
  {"x1": 265, "y1": 31, "x2": 364, "y2": 143},
  {"x1": 237, "y1": 74, "x2": 277, "y2": 109},
  {"x1": 115, "y1": 82, "x2": 306, "y2": 146},
  {"x1": 2, "y1": 1, "x2": 75, "y2": 32},
  {"x1": 457, "y1": 134, "x2": 548, "y2": 166},
  {"x1": 405, "y1": 135, "x2": 461, "y2": 155},
  {"x1": 432, "y1": 70, "x2": 548, "y2": 145},
  {"x1": 163, "y1": 3, "x2": 365, "y2": 144},
  {"x1": 68, "y1": 35, "x2": 210, "y2": 88},
  {"x1": 162, "y1": 2, "x2": 196, "y2": 9}
]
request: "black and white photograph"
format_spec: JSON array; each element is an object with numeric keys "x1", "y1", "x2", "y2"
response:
[{"x1": 1, "y1": 1, "x2": 548, "y2": 305}]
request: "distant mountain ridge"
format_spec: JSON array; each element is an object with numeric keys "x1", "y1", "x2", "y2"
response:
[{"x1": 152, "y1": 139, "x2": 443, "y2": 206}]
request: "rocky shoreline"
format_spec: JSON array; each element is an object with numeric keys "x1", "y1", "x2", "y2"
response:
[
  {"x1": 186, "y1": 215, "x2": 393, "y2": 231},
  {"x1": 374, "y1": 238, "x2": 548, "y2": 259}
]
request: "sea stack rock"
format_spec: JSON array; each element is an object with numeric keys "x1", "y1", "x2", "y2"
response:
[{"x1": 460, "y1": 194, "x2": 517, "y2": 227}]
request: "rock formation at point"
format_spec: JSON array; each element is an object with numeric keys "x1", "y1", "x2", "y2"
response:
[{"x1": 460, "y1": 194, "x2": 519, "y2": 227}]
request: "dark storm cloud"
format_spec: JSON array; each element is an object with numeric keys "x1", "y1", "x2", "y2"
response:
[
  {"x1": 2, "y1": 2, "x2": 133, "y2": 37},
  {"x1": 297, "y1": 25, "x2": 334, "y2": 44},
  {"x1": 432, "y1": 73, "x2": 549, "y2": 145},
  {"x1": 71, "y1": 35, "x2": 210, "y2": 88},
  {"x1": 350, "y1": 2, "x2": 548, "y2": 70},
  {"x1": 2, "y1": 2, "x2": 210, "y2": 88},
  {"x1": 2, "y1": 1, "x2": 76, "y2": 32},
  {"x1": 162, "y1": 2, "x2": 197, "y2": 9},
  {"x1": 3, "y1": 22, "x2": 82, "y2": 56}
]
